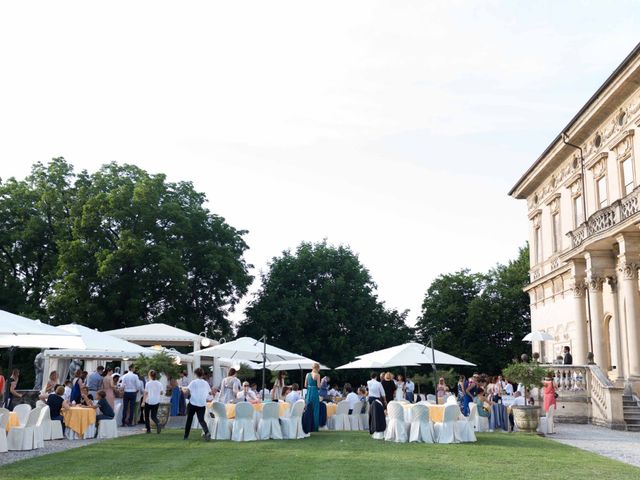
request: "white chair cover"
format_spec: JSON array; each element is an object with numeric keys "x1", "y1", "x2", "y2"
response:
[
  {"x1": 280, "y1": 400, "x2": 306, "y2": 440},
  {"x1": 34, "y1": 407, "x2": 48, "y2": 448},
  {"x1": 0, "y1": 413, "x2": 8, "y2": 453},
  {"x1": 0, "y1": 407, "x2": 9, "y2": 416},
  {"x1": 97, "y1": 403, "x2": 121, "y2": 439},
  {"x1": 418, "y1": 394, "x2": 426, "y2": 402},
  {"x1": 409, "y1": 404, "x2": 434, "y2": 443},
  {"x1": 445, "y1": 395, "x2": 458, "y2": 405},
  {"x1": 8, "y1": 407, "x2": 39, "y2": 450},
  {"x1": 470, "y1": 402, "x2": 490, "y2": 432},
  {"x1": 231, "y1": 402, "x2": 257, "y2": 442},
  {"x1": 538, "y1": 404, "x2": 555, "y2": 435},
  {"x1": 456, "y1": 404, "x2": 476, "y2": 442},
  {"x1": 258, "y1": 402, "x2": 283, "y2": 440},
  {"x1": 426, "y1": 394, "x2": 437, "y2": 404},
  {"x1": 329, "y1": 400, "x2": 351, "y2": 431},
  {"x1": 14, "y1": 404, "x2": 32, "y2": 427},
  {"x1": 50, "y1": 418, "x2": 64, "y2": 440},
  {"x1": 359, "y1": 401, "x2": 369, "y2": 431},
  {"x1": 210, "y1": 402, "x2": 232, "y2": 440},
  {"x1": 349, "y1": 401, "x2": 363, "y2": 430},
  {"x1": 35, "y1": 400, "x2": 47, "y2": 409},
  {"x1": 384, "y1": 401, "x2": 408, "y2": 443},
  {"x1": 434, "y1": 404, "x2": 460, "y2": 444}
]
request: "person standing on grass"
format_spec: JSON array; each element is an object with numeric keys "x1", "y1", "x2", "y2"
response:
[
  {"x1": 304, "y1": 363, "x2": 321, "y2": 432},
  {"x1": 121, "y1": 366, "x2": 139, "y2": 427},
  {"x1": 142, "y1": 370, "x2": 163, "y2": 434},
  {"x1": 183, "y1": 367, "x2": 211, "y2": 441}
]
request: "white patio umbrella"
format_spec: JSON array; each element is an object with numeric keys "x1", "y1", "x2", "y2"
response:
[
  {"x1": 191, "y1": 336, "x2": 304, "y2": 399},
  {"x1": 337, "y1": 342, "x2": 475, "y2": 369},
  {"x1": 266, "y1": 357, "x2": 329, "y2": 390},
  {"x1": 522, "y1": 331, "x2": 554, "y2": 342},
  {"x1": 0, "y1": 309, "x2": 85, "y2": 401}
]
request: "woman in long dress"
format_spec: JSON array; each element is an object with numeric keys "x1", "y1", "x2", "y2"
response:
[
  {"x1": 394, "y1": 374, "x2": 405, "y2": 401},
  {"x1": 220, "y1": 368, "x2": 241, "y2": 404},
  {"x1": 102, "y1": 368, "x2": 116, "y2": 409},
  {"x1": 305, "y1": 363, "x2": 321, "y2": 432},
  {"x1": 272, "y1": 371, "x2": 286, "y2": 401}
]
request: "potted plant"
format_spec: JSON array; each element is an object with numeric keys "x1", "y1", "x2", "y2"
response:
[
  {"x1": 134, "y1": 351, "x2": 182, "y2": 428},
  {"x1": 502, "y1": 360, "x2": 549, "y2": 433}
]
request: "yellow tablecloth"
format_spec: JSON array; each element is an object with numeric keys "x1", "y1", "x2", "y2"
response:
[
  {"x1": 325, "y1": 403, "x2": 337, "y2": 418},
  {"x1": 5, "y1": 412, "x2": 20, "y2": 432},
  {"x1": 402, "y1": 403, "x2": 445, "y2": 423},
  {"x1": 222, "y1": 402, "x2": 290, "y2": 419},
  {"x1": 63, "y1": 407, "x2": 96, "y2": 436}
]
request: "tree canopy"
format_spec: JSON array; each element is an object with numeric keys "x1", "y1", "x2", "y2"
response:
[
  {"x1": 415, "y1": 245, "x2": 530, "y2": 374},
  {"x1": 0, "y1": 158, "x2": 252, "y2": 336},
  {"x1": 236, "y1": 240, "x2": 413, "y2": 367}
]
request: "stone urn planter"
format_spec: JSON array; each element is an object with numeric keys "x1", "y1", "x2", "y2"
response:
[
  {"x1": 512, "y1": 405, "x2": 541, "y2": 433},
  {"x1": 155, "y1": 397, "x2": 172, "y2": 428}
]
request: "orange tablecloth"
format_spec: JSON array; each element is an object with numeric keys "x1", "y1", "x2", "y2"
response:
[
  {"x1": 5, "y1": 412, "x2": 20, "y2": 432},
  {"x1": 325, "y1": 403, "x2": 337, "y2": 418},
  {"x1": 63, "y1": 407, "x2": 96, "y2": 436},
  {"x1": 223, "y1": 402, "x2": 290, "y2": 419}
]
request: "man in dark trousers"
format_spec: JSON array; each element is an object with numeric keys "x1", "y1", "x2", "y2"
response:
[{"x1": 563, "y1": 346, "x2": 573, "y2": 365}]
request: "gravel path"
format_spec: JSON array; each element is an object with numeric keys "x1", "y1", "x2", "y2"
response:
[
  {"x1": 0, "y1": 426, "x2": 144, "y2": 466},
  {"x1": 549, "y1": 424, "x2": 640, "y2": 468}
]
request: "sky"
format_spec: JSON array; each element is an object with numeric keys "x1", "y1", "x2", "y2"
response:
[{"x1": 1, "y1": 1, "x2": 639, "y2": 327}]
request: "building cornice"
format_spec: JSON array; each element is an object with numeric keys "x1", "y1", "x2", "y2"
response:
[{"x1": 509, "y1": 41, "x2": 640, "y2": 199}]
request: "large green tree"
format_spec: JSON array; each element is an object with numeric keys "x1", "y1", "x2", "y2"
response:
[
  {"x1": 0, "y1": 159, "x2": 252, "y2": 337},
  {"x1": 416, "y1": 246, "x2": 530, "y2": 374},
  {"x1": 0, "y1": 159, "x2": 75, "y2": 318},
  {"x1": 236, "y1": 240, "x2": 413, "y2": 367}
]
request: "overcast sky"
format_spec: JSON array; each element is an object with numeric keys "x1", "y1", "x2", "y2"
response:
[{"x1": 1, "y1": 1, "x2": 639, "y2": 327}]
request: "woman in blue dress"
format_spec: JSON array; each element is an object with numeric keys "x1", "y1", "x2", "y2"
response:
[{"x1": 305, "y1": 363, "x2": 321, "y2": 432}]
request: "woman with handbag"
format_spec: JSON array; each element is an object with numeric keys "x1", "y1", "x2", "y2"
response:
[{"x1": 543, "y1": 374, "x2": 557, "y2": 413}]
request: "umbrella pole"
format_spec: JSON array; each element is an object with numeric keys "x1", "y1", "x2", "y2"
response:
[
  {"x1": 430, "y1": 336, "x2": 438, "y2": 395},
  {"x1": 262, "y1": 336, "x2": 267, "y2": 401}
]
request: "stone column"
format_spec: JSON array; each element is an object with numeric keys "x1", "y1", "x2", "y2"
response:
[
  {"x1": 569, "y1": 260, "x2": 589, "y2": 365},
  {"x1": 607, "y1": 277, "x2": 625, "y2": 380},
  {"x1": 616, "y1": 233, "x2": 640, "y2": 378},
  {"x1": 587, "y1": 276, "x2": 607, "y2": 368}
]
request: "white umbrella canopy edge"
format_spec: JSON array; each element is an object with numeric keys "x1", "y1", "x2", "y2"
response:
[
  {"x1": 191, "y1": 337, "x2": 304, "y2": 362},
  {"x1": 0, "y1": 310, "x2": 85, "y2": 349},
  {"x1": 265, "y1": 358, "x2": 330, "y2": 370},
  {"x1": 349, "y1": 342, "x2": 476, "y2": 367},
  {"x1": 523, "y1": 330, "x2": 554, "y2": 342}
]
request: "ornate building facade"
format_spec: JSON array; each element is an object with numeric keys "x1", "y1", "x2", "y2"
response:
[{"x1": 510, "y1": 43, "x2": 640, "y2": 392}]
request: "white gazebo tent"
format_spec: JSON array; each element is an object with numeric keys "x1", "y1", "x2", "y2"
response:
[
  {"x1": 104, "y1": 323, "x2": 214, "y2": 369},
  {"x1": 0, "y1": 309, "x2": 85, "y2": 398},
  {"x1": 44, "y1": 324, "x2": 155, "y2": 385}
]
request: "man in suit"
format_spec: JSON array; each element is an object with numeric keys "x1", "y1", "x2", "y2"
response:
[{"x1": 563, "y1": 346, "x2": 573, "y2": 365}]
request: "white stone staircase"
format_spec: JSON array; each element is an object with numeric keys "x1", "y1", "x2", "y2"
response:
[{"x1": 622, "y1": 395, "x2": 640, "y2": 432}]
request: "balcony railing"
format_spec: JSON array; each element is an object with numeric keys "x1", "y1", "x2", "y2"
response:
[{"x1": 567, "y1": 184, "x2": 640, "y2": 248}]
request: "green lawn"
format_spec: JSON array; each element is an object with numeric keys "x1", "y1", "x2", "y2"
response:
[{"x1": 1, "y1": 430, "x2": 638, "y2": 480}]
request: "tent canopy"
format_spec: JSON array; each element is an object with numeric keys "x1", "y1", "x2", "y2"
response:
[
  {"x1": 45, "y1": 324, "x2": 150, "y2": 359},
  {"x1": 0, "y1": 309, "x2": 84, "y2": 349},
  {"x1": 192, "y1": 337, "x2": 303, "y2": 363},
  {"x1": 336, "y1": 342, "x2": 475, "y2": 369},
  {"x1": 104, "y1": 323, "x2": 212, "y2": 347}
]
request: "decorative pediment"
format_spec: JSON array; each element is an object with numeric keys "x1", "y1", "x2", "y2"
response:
[
  {"x1": 546, "y1": 193, "x2": 561, "y2": 214},
  {"x1": 612, "y1": 130, "x2": 634, "y2": 160}
]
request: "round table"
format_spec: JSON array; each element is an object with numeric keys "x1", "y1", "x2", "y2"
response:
[
  {"x1": 222, "y1": 402, "x2": 290, "y2": 419},
  {"x1": 5, "y1": 412, "x2": 20, "y2": 432},
  {"x1": 63, "y1": 407, "x2": 97, "y2": 439},
  {"x1": 402, "y1": 403, "x2": 445, "y2": 423}
]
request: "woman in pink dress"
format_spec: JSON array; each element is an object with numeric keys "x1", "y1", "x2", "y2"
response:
[
  {"x1": 102, "y1": 367, "x2": 116, "y2": 409},
  {"x1": 542, "y1": 375, "x2": 557, "y2": 413}
]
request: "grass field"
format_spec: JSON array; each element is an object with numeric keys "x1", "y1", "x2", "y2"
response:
[{"x1": 1, "y1": 430, "x2": 638, "y2": 480}]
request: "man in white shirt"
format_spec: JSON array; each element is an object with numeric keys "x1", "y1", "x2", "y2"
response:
[
  {"x1": 121, "y1": 367, "x2": 140, "y2": 427},
  {"x1": 328, "y1": 385, "x2": 340, "y2": 398},
  {"x1": 366, "y1": 372, "x2": 386, "y2": 407},
  {"x1": 405, "y1": 376, "x2": 415, "y2": 403},
  {"x1": 508, "y1": 391, "x2": 525, "y2": 431},
  {"x1": 344, "y1": 383, "x2": 359, "y2": 414},
  {"x1": 183, "y1": 368, "x2": 211, "y2": 441},
  {"x1": 237, "y1": 382, "x2": 260, "y2": 404},
  {"x1": 285, "y1": 383, "x2": 301, "y2": 404}
]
